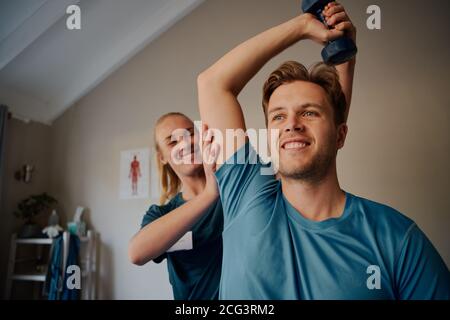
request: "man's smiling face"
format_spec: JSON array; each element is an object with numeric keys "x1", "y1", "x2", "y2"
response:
[{"x1": 267, "y1": 80, "x2": 345, "y2": 182}]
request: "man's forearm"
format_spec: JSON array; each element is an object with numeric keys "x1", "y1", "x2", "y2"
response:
[
  {"x1": 197, "y1": 10, "x2": 351, "y2": 163},
  {"x1": 335, "y1": 57, "x2": 356, "y2": 120},
  {"x1": 199, "y1": 15, "x2": 307, "y2": 96}
]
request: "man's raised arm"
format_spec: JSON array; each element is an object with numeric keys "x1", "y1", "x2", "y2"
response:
[
  {"x1": 324, "y1": 2, "x2": 357, "y2": 120},
  {"x1": 197, "y1": 3, "x2": 356, "y2": 166},
  {"x1": 197, "y1": 12, "x2": 344, "y2": 166}
]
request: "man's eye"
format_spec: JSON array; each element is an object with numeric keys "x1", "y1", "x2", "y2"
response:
[
  {"x1": 272, "y1": 114, "x2": 284, "y2": 121},
  {"x1": 303, "y1": 111, "x2": 316, "y2": 117}
]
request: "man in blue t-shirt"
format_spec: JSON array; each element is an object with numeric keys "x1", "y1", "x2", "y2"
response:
[{"x1": 197, "y1": 2, "x2": 449, "y2": 299}]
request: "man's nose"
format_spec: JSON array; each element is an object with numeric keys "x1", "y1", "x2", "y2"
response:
[{"x1": 283, "y1": 116, "x2": 304, "y2": 133}]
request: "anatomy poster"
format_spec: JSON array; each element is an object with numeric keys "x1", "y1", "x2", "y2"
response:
[{"x1": 119, "y1": 148, "x2": 149, "y2": 199}]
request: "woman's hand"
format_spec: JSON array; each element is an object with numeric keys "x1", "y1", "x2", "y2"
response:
[{"x1": 201, "y1": 124, "x2": 220, "y2": 199}]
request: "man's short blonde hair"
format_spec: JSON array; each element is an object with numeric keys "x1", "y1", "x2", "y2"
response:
[{"x1": 262, "y1": 61, "x2": 347, "y2": 125}]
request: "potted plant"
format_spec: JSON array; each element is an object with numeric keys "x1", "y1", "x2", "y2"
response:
[{"x1": 14, "y1": 193, "x2": 57, "y2": 238}]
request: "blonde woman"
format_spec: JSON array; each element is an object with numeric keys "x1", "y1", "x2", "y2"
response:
[{"x1": 128, "y1": 112, "x2": 223, "y2": 300}]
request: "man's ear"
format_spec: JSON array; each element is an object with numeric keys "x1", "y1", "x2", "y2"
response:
[{"x1": 337, "y1": 123, "x2": 348, "y2": 150}]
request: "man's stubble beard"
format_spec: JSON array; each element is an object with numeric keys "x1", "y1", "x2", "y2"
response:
[{"x1": 278, "y1": 138, "x2": 336, "y2": 184}]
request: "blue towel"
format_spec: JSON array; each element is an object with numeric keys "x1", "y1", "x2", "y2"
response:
[
  {"x1": 45, "y1": 233, "x2": 81, "y2": 300},
  {"x1": 45, "y1": 235, "x2": 63, "y2": 300},
  {"x1": 61, "y1": 234, "x2": 80, "y2": 300}
]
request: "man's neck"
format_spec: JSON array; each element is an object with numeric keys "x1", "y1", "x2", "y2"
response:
[
  {"x1": 180, "y1": 171, "x2": 206, "y2": 201},
  {"x1": 281, "y1": 166, "x2": 346, "y2": 222}
]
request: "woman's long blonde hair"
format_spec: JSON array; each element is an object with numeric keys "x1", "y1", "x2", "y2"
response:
[{"x1": 154, "y1": 112, "x2": 189, "y2": 204}]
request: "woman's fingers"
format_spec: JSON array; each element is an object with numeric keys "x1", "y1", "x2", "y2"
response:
[
  {"x1": 324, "y1": 3, "x2": 344, "y2": 17},
  {"x1": 202, "y1": 129, "x2": 214, "y2": 165},
  {"x1": 334, "y1": 21, "x2": 353, "y2": 32},
  {"x1": 326, "y1": 11, "x2": 348, "y2": 27}
]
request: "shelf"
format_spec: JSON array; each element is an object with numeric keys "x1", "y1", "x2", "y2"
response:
[
  {"x1": 12, "y1": 273, "x2": 46, "y2": 282},
  {"x1": 15, "y1": 238, "x2": 53, "y2": 245},
  {"x1": 16, "y1": 235, "x2": 90, "y2": 244},
  {"x1": 5, "y1": 231, "x2": 98, "y2": 300}
]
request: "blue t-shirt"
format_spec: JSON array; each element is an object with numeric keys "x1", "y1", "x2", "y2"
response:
[
  {"x1": 141, "y1": 193, "x2": 223, "y2": 300},
  {"x1": 215, "y1": 142, "x2": 450, "y2": 299}
]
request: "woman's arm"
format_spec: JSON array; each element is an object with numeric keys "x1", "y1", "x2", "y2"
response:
[
  {"x1": 128, "y1": 134, "x2": 220, "y2": 265},
  {"x1": 128, "y1": 190, "x2": 217, "y2": 265}
]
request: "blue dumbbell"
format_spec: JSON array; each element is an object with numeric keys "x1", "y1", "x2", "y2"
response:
[{"x1": 302, "y1": 0, "x2": 357, "y2": 65}]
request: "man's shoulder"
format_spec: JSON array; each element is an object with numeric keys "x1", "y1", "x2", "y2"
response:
[
  {"x1": 215, "y1": 142, "x2": 273, "y2": 176},
  {"x1": 350, "y1": 193, "x2": 415, "y2": 235}
]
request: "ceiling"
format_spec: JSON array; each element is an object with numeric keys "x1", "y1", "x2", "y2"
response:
[{"x1": 0, "y1": 0, "x2": 204, "y2": 125}]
